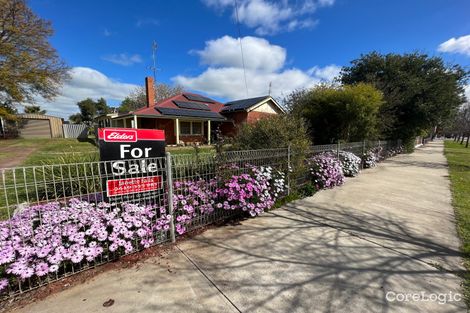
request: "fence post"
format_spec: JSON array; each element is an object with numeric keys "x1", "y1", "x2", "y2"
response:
[
  {"x1": 287, "y1": 145, "x2": 291, "y2": 196},
  {"x1": 165, "y1": 152, "x2": 176, "y2": 243}
]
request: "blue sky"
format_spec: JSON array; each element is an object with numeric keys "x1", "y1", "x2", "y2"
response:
[{"x1": 29, "y1": 0, "x2": 470, "y2": 118}]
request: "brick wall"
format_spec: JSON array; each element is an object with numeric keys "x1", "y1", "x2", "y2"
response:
[{"x1": 246, "y1": 111, "x2": 276, "y2": 123}]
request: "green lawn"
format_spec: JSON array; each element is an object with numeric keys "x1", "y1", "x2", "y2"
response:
[
  {"x1": 1, "y1": 138, "x2": 215, "y2": 166},
  {"x1": 23, "y1": 138, "x2": 99, "y2": 165},
  {"x1": 444, "y1": 140, "x2": 470, "y2": 305}
]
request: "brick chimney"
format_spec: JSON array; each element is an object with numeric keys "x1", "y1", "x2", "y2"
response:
[{"x1": 145, "y1": 76, "x2": 155, "y2": 108}]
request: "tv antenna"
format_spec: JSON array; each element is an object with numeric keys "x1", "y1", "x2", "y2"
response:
[
  {"x1": 149, "y1": 40, "x2": 158, "y2": 82},
  {"x1": 268, "y1": 81, "x2": 272, "y2": 96}
]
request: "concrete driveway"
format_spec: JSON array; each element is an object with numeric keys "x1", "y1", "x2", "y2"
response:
[{"x1": 10, "y1": 141, "x2": 466, "y2": 313}]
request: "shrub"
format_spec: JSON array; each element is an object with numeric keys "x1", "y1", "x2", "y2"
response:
[
  {"x1": 230, "y1": 114, "x2": 311, "y2": 152},
  {"x1": 298, "y1": 182, "x2": 316, "y2": 197},
  {"x1": 337, "y1": 151, "x2": 361, "y2": 177},
  {"x1": 307, "y1": 153, "x2": 344, "y2": 189},
  {"x1": 362, "y1": 151, "x2": 377, "y2": 168},
  {"x1": 215, "y1": 166, "x2": 274, "y2": 217},
  {"x1": 286, "y1": 83, "x2": 383, "y2": 144},
  {"x1": 173, "y1": 179, "x2": 217, "y2": 235},
  {"x1": 229, "y1": 114, "x2": 311, "y2": 195},
  {"x1": 0, "y1": 199, "x2": 169, "y2": 293}
]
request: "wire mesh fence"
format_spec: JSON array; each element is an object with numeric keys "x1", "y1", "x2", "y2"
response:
[{"x1": 0, "y1": 140, "x2": 403, "y2": 298}]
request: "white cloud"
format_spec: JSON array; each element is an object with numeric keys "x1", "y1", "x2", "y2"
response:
[
  {"x1": 307, "y1": 65, "x2": 341, "y2": 81},
  {"x1": 29, "y1": 67, "x2": 139, "y2": 118},
  {"x1": 102, "y1": 53, "x2": 143, "y2": 66},
  {"x1": 193, "y1": 36, "x2": 286, "y2": 72},
  {"x1": 173, "y1": 35, "x2": 340, "y2": 100},
  {"x1": 202, "y1": 0, "x2": 334, "y2": 35},
  {"x1": 438, "y1": 34, "x2": 470, "y2": 57}
]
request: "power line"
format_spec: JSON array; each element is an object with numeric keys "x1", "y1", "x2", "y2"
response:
[{"x1": 234, "y1": 0, "x2": 249, "y2": 97}]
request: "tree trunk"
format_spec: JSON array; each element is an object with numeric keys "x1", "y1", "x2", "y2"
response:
[
  {"x1": 466, "y1": 135, "x2": 469, "y2": 148},
  {"x1": 461, "y1": 135, "x2": 465, "y2": 144}
]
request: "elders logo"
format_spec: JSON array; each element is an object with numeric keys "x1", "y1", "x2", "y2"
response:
[{"x1": 103, "y1": 129, "x2": 137, "y2": 142}]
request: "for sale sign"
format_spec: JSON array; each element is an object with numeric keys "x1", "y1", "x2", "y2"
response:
[{"x1": 97, "y1": 128, "x2": 165, "y2": 200}]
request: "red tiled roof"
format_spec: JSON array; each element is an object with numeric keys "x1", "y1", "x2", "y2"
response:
[{"x1": 131, "y1": 93, "x2": 225, "y2": 117}]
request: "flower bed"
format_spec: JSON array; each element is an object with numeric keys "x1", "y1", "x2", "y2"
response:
[
  {"x1": 337, "y1": 151, "x2": 361, "y2": 177},
  {"x1": 362, "y1": 151, "x2": 378, "y2": 168},
  {"x1": 0, "y1": 199, "x2": 170, "y2": 294},
  {"x1": 307, "y1": 153, "x2": 345, "y2": 190},
  {"x1": 0, "y1": 164, "x2": 288, "y2": 295},
  {"x1": 173, "y1": 179, "x2": 217, "y2": 235},
  {"x1": 215, "y1": 165, "x2": 286, "y2": 217}
]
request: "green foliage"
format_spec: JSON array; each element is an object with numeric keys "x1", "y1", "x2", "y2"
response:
[
  {"x1": 288, "y1": 83, "x2": 383, "y2": 144},
  {"x1": 298, "y1": 182, "x2": 316, "y2": 197},
  {"x1": 230, "y1": 114, "x2": 311, "y2": 194},
  {"x1": 273, "y1": 193, "x2": 300, "y2": 209},
  {"x1": 69, "y1": 98, "x2": 111, "y2": 124},
  {"x1": 0, "y1": 101, "x2": 17, "y2": 121},
  {"x1": 0, "y1": 0, "x2": 69, "y2": 104},
  {"x1": 37, "y1": 152, "x2": 100, "y2": 199},
  {"x1": 341, "y1": 52, "x2": 469, "y2": 145},
  {"x1": 230, "y1": 114, "x2": 311, "y2": 152},
  {"x1": 23, "y1": 105, "x2": 46, "y2": 114}
]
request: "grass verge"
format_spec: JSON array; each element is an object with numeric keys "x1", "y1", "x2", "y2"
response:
[{"x1": 444, "y1": 140, "x2": 470, "y2": 306}]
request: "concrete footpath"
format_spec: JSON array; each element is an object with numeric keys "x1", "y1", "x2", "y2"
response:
[{"x1": 11, "y1": 141, "x2": 466, "y2": 313}]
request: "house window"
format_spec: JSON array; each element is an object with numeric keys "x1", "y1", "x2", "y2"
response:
[
  {"x1": 192, "y1": 122, "x2": 202, "y2": 135},
  {"x1": 179, "y1": 121, "x2": 203, "y2": 136},
  {"x1": 180, "y1": 121, "x2": 191, "y2": 135}
]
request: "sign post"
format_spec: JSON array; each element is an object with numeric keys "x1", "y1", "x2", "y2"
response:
[{"x1": 97, "y1": 127, "x2": 165, "y2": 201}]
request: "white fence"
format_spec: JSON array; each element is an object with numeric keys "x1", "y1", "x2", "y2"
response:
[{"x1": 63, "y1": 124, "x2": 89, "y2": 138}]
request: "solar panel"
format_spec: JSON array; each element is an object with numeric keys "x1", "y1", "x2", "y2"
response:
[
  {"x1": 173, "y1": 100, "x2": 210, "y2": 111},
  {"x1": 156, "y1": 107, "x2": 226, "y2": 120},
  {"x1": 183, "y1": 94, "x2": 215, "y2": 103}
]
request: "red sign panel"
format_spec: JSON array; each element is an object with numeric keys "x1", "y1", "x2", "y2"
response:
[
  {"x1": 102, "y1": 129, "x2": 137, "y2": 142},
  {"x1": 106, "y1": 175, "x2": 162, "y2": 197},
  {"x1": 98, "y1": 128, "x2": 165, "y2": 142}
]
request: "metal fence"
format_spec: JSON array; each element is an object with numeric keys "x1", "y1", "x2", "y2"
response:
[
  {"x1": 63, "y1": 124, "x2": 89, "y2": 139},
  {"x1": 0, "y1": 140, "x2": 402, "y2": 298}
]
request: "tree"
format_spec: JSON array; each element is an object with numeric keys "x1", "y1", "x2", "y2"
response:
[
  {"x1": 24, "y1": 105, "x2": 46, "y2": 114},
  {"x1": 0, "y1": 101, "x2": 17, "y2": 120},
  {"x1": 340, "y1": 52, "x2": 468, "y2": 149},
  {"x1": 69, "y1": 98, "x2": 111, "y2": 124},
  {"x1": 0, "y1": 0, "x2": 69, "y2": 104},
  {"x1": 287, "y1": 83, "x2": 383, "y2": 144},
  {"x1": 448, "y1": 103, "x2": 470, "y2": 147},
  {"x1": 118, "y1": 83, "x2": 185, "y2": 113}
]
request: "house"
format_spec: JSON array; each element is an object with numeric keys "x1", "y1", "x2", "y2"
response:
[
  {"x1": 103, "y1": 77, "x2": 285, "y2": 145},
  {"x1": 219, "y1": 95, "x2": 286, "y2": 136}
]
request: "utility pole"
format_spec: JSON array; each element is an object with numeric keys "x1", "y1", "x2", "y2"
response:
[{"x1": 268, "y1": 81, "x2": 272, "y2": 96}]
